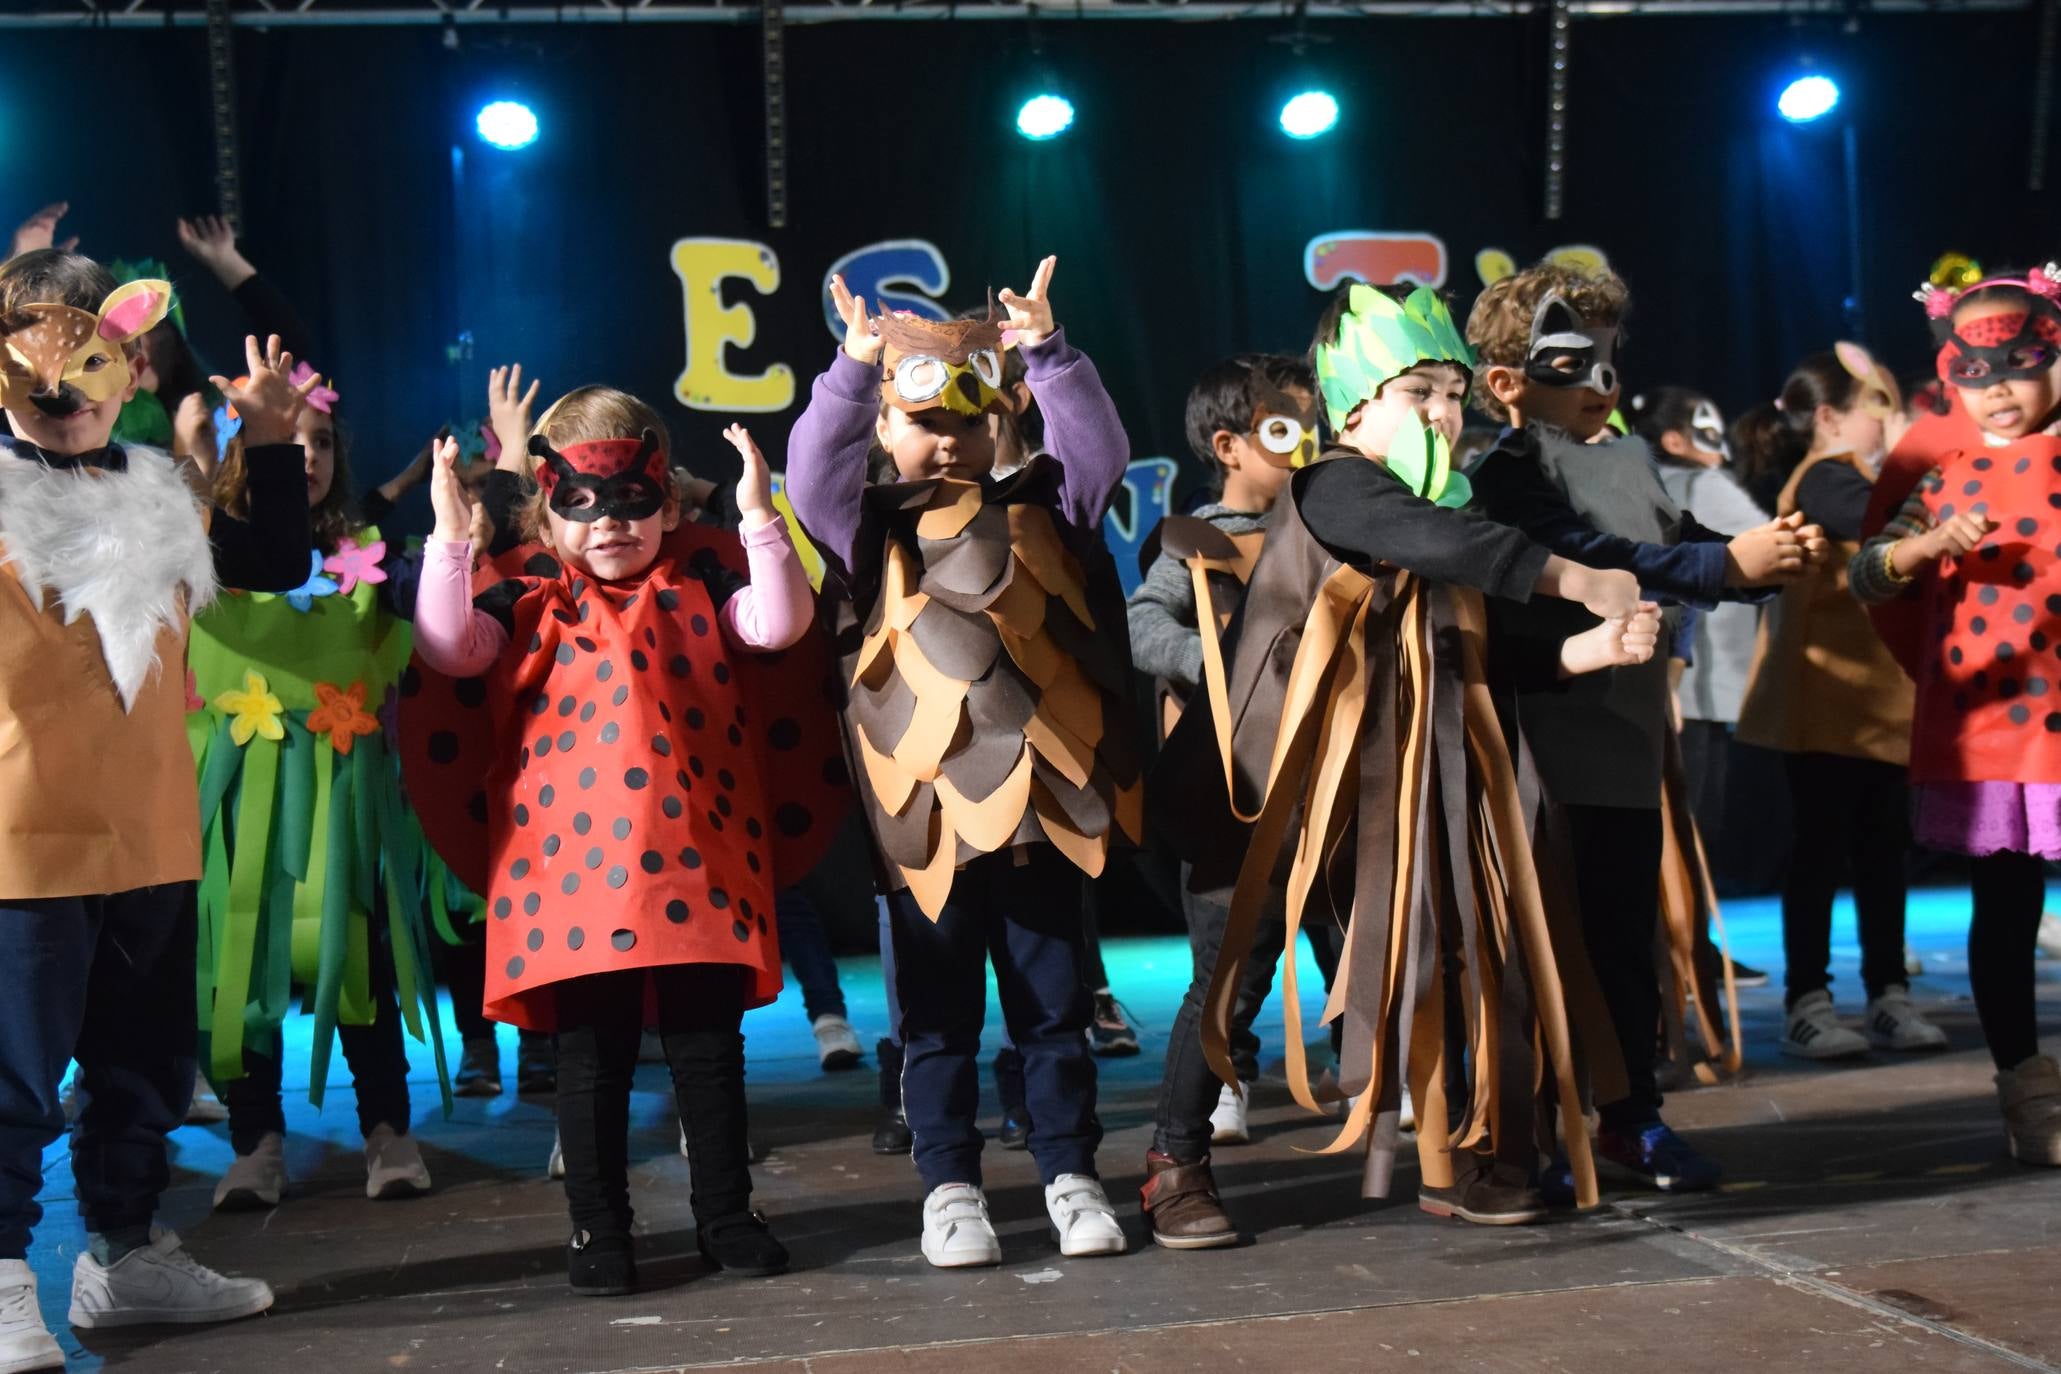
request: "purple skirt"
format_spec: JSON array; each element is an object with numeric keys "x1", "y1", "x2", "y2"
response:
[{"x1": 1913, "y1": 781, "x2": 2061, "y2": 860}]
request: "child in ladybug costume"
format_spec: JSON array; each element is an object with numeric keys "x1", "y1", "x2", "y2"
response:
[
  {"x1": 402, "y1": 386, "x2": 845, "y2": 1296},
  {"x1": 1852, "y1": 263, "x2": 2061, "y2": 1166}
]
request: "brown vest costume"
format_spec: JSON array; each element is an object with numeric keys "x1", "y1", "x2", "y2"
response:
[
  {"x1": 1153, "y1": 481, "x2": 1618, "y2": 1204},
  {"x1": 833, "y1": 458, "x2": 1143, "y2": 920},
  {"x1": 1144, "y1": 514, "x2": 1267, "y2": 740}
]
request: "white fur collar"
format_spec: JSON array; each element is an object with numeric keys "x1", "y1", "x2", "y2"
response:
[{"x1": 0, "y1": 444, "x2": 217, "y2": 710}]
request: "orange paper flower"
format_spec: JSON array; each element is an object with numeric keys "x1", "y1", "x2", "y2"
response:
[{"x1": 309, "y1": 680, "x2": 380, "y2": 756}]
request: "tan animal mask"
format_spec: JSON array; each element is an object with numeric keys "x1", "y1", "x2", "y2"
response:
[{"x1": 0, "y1": 279, "x2": 171, "y2": 416}]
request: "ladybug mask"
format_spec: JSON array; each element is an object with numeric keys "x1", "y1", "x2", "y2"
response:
[{"x1": 529, "y1": 428, "x2": 670, "y2": 523}]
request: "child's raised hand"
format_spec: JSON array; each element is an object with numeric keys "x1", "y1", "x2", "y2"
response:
[
  {"x1": 10, "y1": 201, "x2": 77, "y2": 258},
  {"x1": 487, "y1": 364, "x2": 541, "y2": 472},
  {"x1": 210, "y1": 335, "x2": 319, "y2": 447},
  {"x1": 726, "y1": 424, "x2": 776, "y2": 530},
  {"x1": 172, "y1": 392, "x2": 218, "y2": 476},
  {"x1": 998, "y1": 256, "x2": 1058, "y2": 347},
  {"x1": 429, "y1": 435, "x2": 476, "y2": 544},
  {"x1": 830, "y1": 275, "x2": 883, "y2": 367},
  {"x1": 1724, "y1": 513, "x2": 1809, "y2": 585}
]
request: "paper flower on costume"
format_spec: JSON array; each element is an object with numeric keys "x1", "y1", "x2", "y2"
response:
[
  {"x1": 1314, "y1": 283, "x2": 1475, "y2": 433},
  {"x1": 323, "y1": 536, "x2": 388, "y2": 595},
  {"x1": 285, "y1": 549, "x2": 340, "y2": 612},
  {"x1": 216, "y1": 670, "x2": 286, "y2": 746},
  {"x1": 184, "y1": 667, "x2": 205, "y2": 714},
  {"x1": 309, "y1": 680, "x2": 381, "y2": 756},
  {"x1": 1385, "y1": 421, "x2": 1470, "y2": 510}
]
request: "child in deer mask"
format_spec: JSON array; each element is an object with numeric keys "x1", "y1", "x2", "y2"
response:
[
  {"x1": 788, "y1": 258, "x2": 1139, "y2": 1267},
  {"x1": 0, "y1": 250, "x2": 310, "y2": 1370}
]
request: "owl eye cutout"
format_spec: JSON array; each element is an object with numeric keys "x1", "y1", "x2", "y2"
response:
[
  {"x1": 968, "y1": 348, "x2": 1003, "y2": 389},
  {"x1": 1256, "y1": 415, "x2": 1306, "y2": 456},
  {"x1": 891, "y1": 355, "x2": 949, "y2": 404}
]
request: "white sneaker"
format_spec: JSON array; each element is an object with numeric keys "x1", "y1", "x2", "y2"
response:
[
  {"x1": 1209, "y1": 1082, "x2": 1251, "y2": 1145},
  {"x1": 2039, "y1": 913, "x2": 2061, "y2": 960},
  {"x1": 920, "y1": 1184, "x2": 1001, "y2": 1268},
  {"x1": 0, "y1": 1260, "x2": 63, "y2": 1374},
  {"x1": 1043, "y1": 1174, "x2": 1125, "y2": 1257},
  {"x1": 1865, "y1": 986, "x2": 1950, "y2": 1052},
  {"x1": 1780, "y1": 990, "x2": 1870, "y2": 1060},
  {"x1": 364, "y1": 1124, "x2": 432, "y2": 1200},
  {"x1": 68, "y1": 1230, "x2": 273, "y2": 1329},
  {"x1": 212, "y1": 1132, "x2": 286, "y2": 1210},
  {"x1": 546, "y1": 1131, "x2": 565, "y2": 1180},
  {"x1": 1398, "y1": 1086, "x2": 1416, "y2": 1134},
  {"x1": 812, "y1": 1014, "x2": 864, "y2": 1071},
  {"x1": 185, "y1": 1070, "x2": 228, "y2": 1125}
]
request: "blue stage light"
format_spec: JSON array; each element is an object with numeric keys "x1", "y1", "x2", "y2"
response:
[
  {"x1": 476, "y1": 100, "x2": 540, "y2": 150},
  {"x1": 1777, "y1": 74, "x2": 1840, "y2": 123},
  {"x1": 1016, "y1": 94, "x2": 1075, "y2": 141},
  {"x1": 1279, "y1": 90, "x2": 1340, "y2": 140}
]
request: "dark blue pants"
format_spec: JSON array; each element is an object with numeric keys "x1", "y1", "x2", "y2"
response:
[
  {"x1": 776, "y1": 887, "x2": 847, "y2": 1023},
  {"x1": 0, "y1": 883, "x2": 197, "y2": 1260},
  {"x1": 887, "y1": 847, "x2": 1100, "y2": 1191}
]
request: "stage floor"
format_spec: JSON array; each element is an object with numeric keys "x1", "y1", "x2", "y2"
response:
[{"x1": 27, "y1": 887, "x2": 2061, "y2": 1373}]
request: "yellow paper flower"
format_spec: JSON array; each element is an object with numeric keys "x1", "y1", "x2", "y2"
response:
[{"x1": 215, "y1": 669, "x2": 286, "y2": 746}]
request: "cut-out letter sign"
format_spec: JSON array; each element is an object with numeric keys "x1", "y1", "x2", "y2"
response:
[{"x1": 672, "y1": 238, "x2": 795, "y2": 414}]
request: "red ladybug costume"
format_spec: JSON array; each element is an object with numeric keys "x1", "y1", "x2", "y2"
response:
[{"x1": 399, "y1": 520, "x2": 847, "y2": 1032}]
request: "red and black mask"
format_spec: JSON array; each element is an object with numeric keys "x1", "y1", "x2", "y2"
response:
[
  {"x1": 529, "y1": 429, "x2": 669, "y2": 523},
  {"x1": 1936, "y1": 305, "x2": 2061, "y2": 390}
]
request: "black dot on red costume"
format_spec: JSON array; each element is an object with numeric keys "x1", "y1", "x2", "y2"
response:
[
  {"x1": 576, "y1": 636, "x2": 597, "y2": 653},
  {"x1": 542, "y1": 834, "x2": 562, "y2": 857},
  {"x1": 456, "y1": 678, "x2": 486, "y2": 708},
  {"x1": 494, "y1": 897, "x2": 511, "y2": 919},
  {"x1": 718, "y1": 769, "x2": 736, "y2": 791},
  {"x1": 686, "y1": 708, "x2": 706, "y2": 730},
  {"x1": 631, "y1": 650, "x2": 649, "y2": 672},
  {"x1": 567, "y1": 927, "x2": 585, "y2": 950},
  {"x1": 552, "y1": 608, "x2": 578, "y2": 627},
  {"x1": 1951, "y1": 647, "x2": 1966, "y2": 665},
  {"x1": 669, "y1": 655, "x2": 691, "y2": 679},
  {"x1": 562, "y1": 873, "x2": 581, "y2": 895},
  {"x1": 707, "y1": 810, "x2": 725, "y2": 831},
  {"x1": 1973, "y1": 617, "x2": 1990, "y2": 635},
  {"x1": 2013, "y1": 705, "x2": 2033, "y2": 725},
  {"x1": 676, "y1": 769, "x2": 691, "y2": 790},
  {"x1": 777, "y1": 803, "x2": 813, "y2": 837},
  {"x1": 601, "y1": 722, "x2": 621, "y2": 745},
  {"x1": 611, "y1": 929, "x2": 636, "y2": 951},
  {"x1": 579, "y1": 602, "x2": 593, "y2": 623},
  {"x1": 2047, "y1": 713, "x2": 2061, "y2": 732},
  {"x1": 1965, "y1": 481, "x2": 1984, "y2": 496},
  {"x1": 527, "y1": 928, "x2": 544, "y2": 952},
  {"x1": 510, "y1": 857, "x2": 531, "y2": 879},
  {"x1": 716, "y1": 795, "x2": 734, "y2": 818},
  {"x1": 1942, "y1": 504, "x2": 1958, "y2": 520},
  {"x1": 2017, "y1": 605, "x2": 2036, "y2": 624},
  {"x1": 555, "y1": 645, "x2": 575, "y2": 665},
  {"x1": 680, "y1": 847, "x2": 703, "y2": 869},
  {"x1": 574, "y1": 812, "x2": 592, "y2": 835},
  {"x1": 2018, "y1": 564, "x2": 2038, "y2": 583},
  {"x1": 585, "y1": 847, "x2": 604, "y2": 870},
  {"x1": 663, "y1": 796, "x2": 684, "y2": 819},
  {"x1": 757, "y1": 913, "x2": 769, "y2": 936},
  {"x1": 644, "y1": 628, "x2": 658, "y2": 648},
  {"x1": 769, "y1": 718, "x2": 801, "y2": 751},
  {"x1": 536, "y1": 735, "x2": 554, "y2": 758},
  {"x1": 529, "y1": 633, "x2": 544, "y2": 654},
  {"x1": 690, "y1": 757, "x2": 706, "y2": 778},
  {"x1": 627, "y1": 768, "x2": 650, "y2": 789},
  {"x1": 524, "y1": 893, "x2": 542, "y2": 916},
  {"x1": 1981, "y1": 546, "x2": 2003, "y2": 562},
  {"x1": 580, "y1": 767, "x2": 598, "y2": 790},
  {"x1": 531, "y1": 695, "x2": 550, "y2": 716},
  {"x1": 612, "y1": 687, "x2": 630, "y2": 707},
  {"x1": 580, "y1": 703, "x2": 597, "y2": 723},
  {"x1": 1974, "y1": 458, "x2": 1994, "y2": 472},
  {"x1": 666, "y1": 900, "x2": 690, "y2": 924},
  {"x1": 657, "y1": 589, "x2": 680, "y2": 612},
  {"x1": 2003, "y1": 678, "x2": 2022, "y2": 699},
  {"x1": 400, "y1": 666, "x2": 422, "y2": 698},
  {"x1": 2021, "y1": 519, "x2": 2042, "y2": 537},
  {"x1": 607, "y1": 866, "x2": 629, "y2": 889},
  {"x1": 429, "y1": 731, "x2": 460, "y2": 764},
  {"x1": 613, "y1": 818, "x2": 632, "y2": 840},
  {"x1": 553, "y1": 700, "x2": 571, "y2": 723},
  {"x1": 2033, "y1": 678, "x2": 2053, "y2": 697},
  {"x1": 747, "y1": 853, "x2": 761, "y2": 873},
  {"x1": 727, "y1": 726, "x2": 744, "y2": 747},
  {"x1": 597, "y1": 661, "x2": 615, "y2": 682},
  {"x1": 1982, "y1": 587, "x2": 2001, "y2": 606},
  {"x1": 2001, "y1": 643, "x2": 2019, "y2": 661},
  {"x1": 659, "y1": 703, "x2": 672, "y2": 723},
  {"x1": 746, "y1": 817, "x2": 763, "y2": 839},
  {"x1": 2019, "y1": 458, "x2": 2034, "y2": 475},
  {"x1": 507, "y1": 957, "x2": 526, "y2": 978},
  {"x1": 640, "y1": 850, "x2": 664, "y2": 874},
  {"x1": 692, "y1": 614, "x2": 710, "y2": 637},
  {"x1": 714, "y1": 663, "x2": 731, "y2": 686},
  {"x1": 539, "y1": 785, "x2": 557, "y2": 807},
  {"x1": 731, "y1": 919, "x2": 751, "y2": 943},
  {"x1": 570, "y1": 578, "x2": 588, "y2": 597},
  {"x1": 515, "y1": 804, "x2": 531, "y2": 826}
]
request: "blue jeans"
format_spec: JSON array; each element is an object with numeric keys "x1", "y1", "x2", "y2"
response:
[
  {"x1": 887, "y1": 848, "x2": 1100, "y2": 1190},
  {"x1": 776, "y1": 887, "x2": 847, "y2": 1023},
  {"x1": 0, "y1": 883, "x2": 196, "y2": 1259}
]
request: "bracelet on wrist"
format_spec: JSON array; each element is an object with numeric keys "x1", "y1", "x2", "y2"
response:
[{"x1": 1883, "y1": 539, "x2": 1915, "y2": 586}]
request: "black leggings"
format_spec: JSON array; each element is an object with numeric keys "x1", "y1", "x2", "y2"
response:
[
  {"x1": 1563, "y1": 803, "x2": 1664, "y2": 1132},
  {"x1": 1969, "y1": 851, "x2": 2046, "y2": 1071},
  {"x1": 554, "y1": 965, "x2": 751, "y2": 1238},
  {"x1": 1780, "y1": 753, "x2": 1911, "y2": 1006}
]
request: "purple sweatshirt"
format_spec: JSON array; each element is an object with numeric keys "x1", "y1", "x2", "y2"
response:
[{"x1": 785, "y1": 328, "x2": 1131, "y2": 581}]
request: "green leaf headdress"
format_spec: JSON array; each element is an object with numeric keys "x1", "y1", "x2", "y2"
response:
[
  {"x1": 1382, "y1": 417, "x2": 1470, "y2": 509},
  {"x1": 1313, "y1": 282, "x2": 1474, "y2": 433}
]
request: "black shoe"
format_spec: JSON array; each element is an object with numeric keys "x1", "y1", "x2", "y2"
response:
[
  {"x1": 697, "y1": 1210, "x2": 789, "y2": 1277},
  {"x1": 567, "y1": 1229, "x2": 637, "y2": 1296},
  {"x1": 1727, "y1": 960, "x2": 1770, "y2": 989},
  {"x1": 453, "y1": 1038, "x2": 501, "y2": 1098},
  {"x1": 517, "y1": 1035, "x2": 557, "y2": 1095},
  {"x1": 1088, "y1": 992, "x2": 1141, "y2": 1056},
  {"x1": 873, "y1": 1107, "x2": 912, "y2": 1154},
  {"x1": 999, "y1": 1114, "x2": 1030, "y2": 1150}
]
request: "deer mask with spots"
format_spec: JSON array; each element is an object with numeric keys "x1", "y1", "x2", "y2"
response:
[{"x1": 0, "y1": 279, "x2": 171, "y2": 419}]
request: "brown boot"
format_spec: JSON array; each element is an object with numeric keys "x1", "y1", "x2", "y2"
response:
[
  {"x1": 1997, "y1": 1054, "x2": 2061, "y2": 1166},
  {"x1": 1140, "y1": 1152, "x2": 1238, "y2": 1249},
  {"x1": 1418, "y1": 1151, "x2": 1547, "y2": 1226}
]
